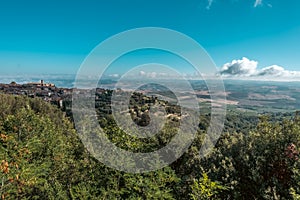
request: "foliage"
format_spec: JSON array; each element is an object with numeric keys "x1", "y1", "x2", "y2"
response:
[
  {"x1": 0, "y1": 94, "x2": 179, "y2": 199},
  {"x1": 190, "y1": 172, "x2": 227, "y2": 200},
  {"x1": 0, "y1": 93, "x2": 300, "y2": 199},
  {"x1": 198, "y1": 115, "x2": 300, "y2": 199}
]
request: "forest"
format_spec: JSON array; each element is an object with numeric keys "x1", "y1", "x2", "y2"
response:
[{"x1": 0, "y1": 93, "x2": 300, "y2": 199}]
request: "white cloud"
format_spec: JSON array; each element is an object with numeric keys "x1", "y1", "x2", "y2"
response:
[
  {"x1": 149, "y1": 72, "x2": 157, "y2": 78},
  {"x1": 206, "y1": 0, "x2": 213, "y2": 10},
  {"x1": 254, "y1": 0, "x2": 263, "y2": 7},
  {"x1": 205, "y1": 0, "x2": 265, "y2": 9},
  {"x1": 257, "y1": 65, "x2": 285, "y2": 76},
  {"x1": 258, "y1": 65, "x2": 300, "y2": 77},
  {"x1": 220, "y1": 57, "x2": 258, "y2": 76},
  {"x1": 108, "y1": 73, "x2": 119, "y2": 78},
  {"x1": 138, "y1": 70, "x2": 185, "y2": 79},
  {"x1": 139, "y1": 71, "x2": 177, "y2": 78},
  {"x1": 220, "y1": 57, "x2": 300, "y2": 80},
  {"x1": 139, "y1": 71, "x2": 157, "y2": 78},
  {"x1": 139, "y1": 71, "x2": 146, "y2": 76}
]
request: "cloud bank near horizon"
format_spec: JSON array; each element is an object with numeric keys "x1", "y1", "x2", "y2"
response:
[
  {"x1": 91, "y1": 57, "x2": 300, "y2": 81},
  {"x1": 220, "y1": 57, "x2": 300, "y2": 80}
]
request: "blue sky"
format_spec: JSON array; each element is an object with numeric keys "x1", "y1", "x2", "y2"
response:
[{"x1": 0, "y1": 0, "x2": 300, "y2": 79}]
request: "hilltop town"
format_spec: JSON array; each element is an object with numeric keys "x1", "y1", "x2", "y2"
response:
[
  {"x1": 0, "y1": 80, "x2": 182, "y2": 125},
  {"x1": 0, "y1": 80, "x2": 73, "y2": 108}
]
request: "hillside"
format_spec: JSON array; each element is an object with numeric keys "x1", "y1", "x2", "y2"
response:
[{"x1": 0, "y1": 93, "x2": 300, "y2": 199}]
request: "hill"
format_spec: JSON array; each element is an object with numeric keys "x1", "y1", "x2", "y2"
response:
[{"x1": 1, "y1": 93, "x2": 300, "y2": 199}]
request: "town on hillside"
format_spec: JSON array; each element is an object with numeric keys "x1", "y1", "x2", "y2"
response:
[{"x1": 0, "y1": 80, "x2": 73, "y2": 108}]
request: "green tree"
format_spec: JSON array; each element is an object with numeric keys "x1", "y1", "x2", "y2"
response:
[{"x1": 190, "y1": 172, "x2": 227, "y2": 200}]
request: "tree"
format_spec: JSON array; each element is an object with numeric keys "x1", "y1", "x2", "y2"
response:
[{"x1": 190, "y1": 172, "x2": 227, "y2": 200}]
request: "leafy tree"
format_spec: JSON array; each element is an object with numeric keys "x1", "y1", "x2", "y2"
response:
[
  {"x1": 190, "y1": 172, "x2": 227, "y2": 200},
  {"x1": 198, "y1": 115, "x2": 300, "y2": 199}
]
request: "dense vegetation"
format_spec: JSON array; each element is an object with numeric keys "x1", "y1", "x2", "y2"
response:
[{"x1": 0, "y1": 93, "x2": 300, "y2": 199}]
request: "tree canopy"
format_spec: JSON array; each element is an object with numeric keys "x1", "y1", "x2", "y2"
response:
[{"x1": 0, "y1": 93, "x2": 299, "y2": 199}]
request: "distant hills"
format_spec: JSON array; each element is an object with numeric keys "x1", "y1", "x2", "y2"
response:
[{"x1": 1, "y1": 75, "x2": 299, "y2": 113}]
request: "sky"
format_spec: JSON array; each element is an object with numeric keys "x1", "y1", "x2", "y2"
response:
[{"x1": 0, "y1": 0, "x2": 300, "y2": 80}]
